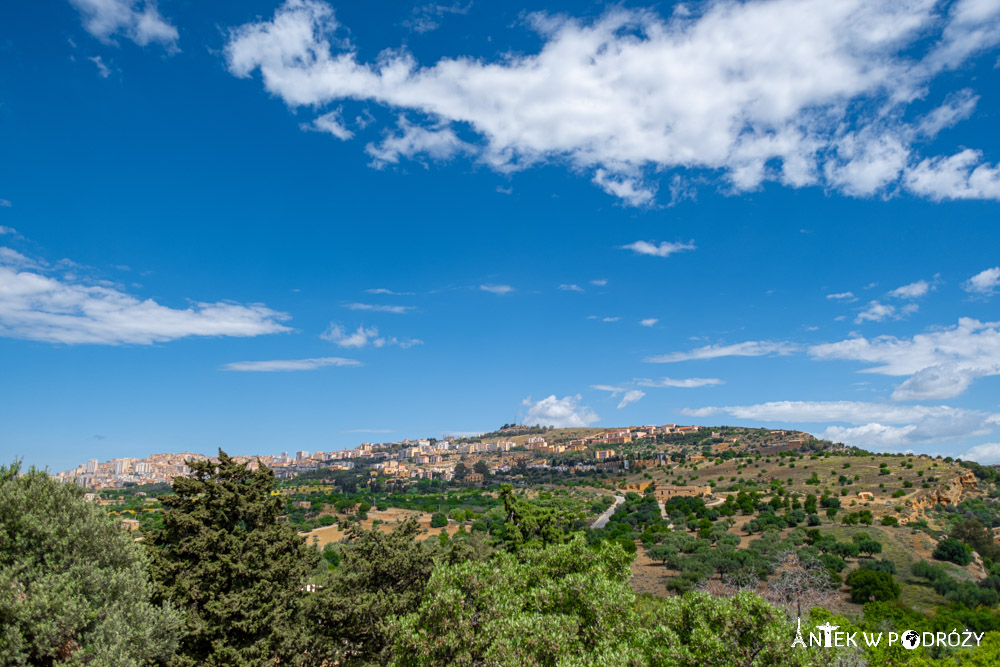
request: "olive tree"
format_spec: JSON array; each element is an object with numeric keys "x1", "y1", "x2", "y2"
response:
[{"x1": 0, "y1": 463, "x2": 180, "y2": 666}]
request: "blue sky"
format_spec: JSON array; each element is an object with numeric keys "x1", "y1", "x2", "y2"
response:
[{"x1": 1, "y1": 0, "x2": 999, "y2": 472}]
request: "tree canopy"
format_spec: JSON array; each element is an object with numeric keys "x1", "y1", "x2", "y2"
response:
[
  {"x1": 147, "y1": 451, "x2": 319, "y2": 666},
  {"x1": 0, "y1": 463, "x2": 180, "y2": 666}
]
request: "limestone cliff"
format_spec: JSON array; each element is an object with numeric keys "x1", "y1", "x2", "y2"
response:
[{"x1": 902, "y1": 470, "x2": 977, "y2": 519}]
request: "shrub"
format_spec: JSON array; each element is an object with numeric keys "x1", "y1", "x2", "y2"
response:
[
  {"x1": 933, "y1": 537, "x2": 972, "y2": 566},
  {"x1": 859, "y1": 559, "x2": 896, "y2": 575},
  {"x1": 0, "y1": 464, "x2": 181, "y2": 665},
  {"x1": 430, "y1": 512, "x2": 449, "y2": 528},
  {"x1": 846, "y1": 569, "x2": 900, "y2": 603}
]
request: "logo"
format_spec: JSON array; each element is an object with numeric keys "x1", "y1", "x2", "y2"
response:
[
  {"x1": 901, "y1": 630, "x2": 920, "y2": 650},
  {"x1": 791, "y1": 619, "x2": 984, "y2": 651}
]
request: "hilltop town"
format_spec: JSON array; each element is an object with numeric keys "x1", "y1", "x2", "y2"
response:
[{"x1": 53, "y1": 423, "x2": 811, "y2": 490}]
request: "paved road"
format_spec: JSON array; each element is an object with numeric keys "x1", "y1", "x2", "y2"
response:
[{"x1": 591, "y1": 494, "x2": 625, "y2": 529}]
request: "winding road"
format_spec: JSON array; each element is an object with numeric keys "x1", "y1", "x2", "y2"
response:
[{"x1": 590, "y1": 494, "x2": 625, "y2": 529}]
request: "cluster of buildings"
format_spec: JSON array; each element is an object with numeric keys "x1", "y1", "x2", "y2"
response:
[
  {"x1": 52, "y1": 423, "x2": 712, "y2": 490},
  {"x1": 53, "y1": 452, "x2": 207, "y2": 489},
  {"x1": 567, "y1": 424, "x2": 701, "y2": 449}
]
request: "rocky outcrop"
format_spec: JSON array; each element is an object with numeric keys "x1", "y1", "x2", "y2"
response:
[{"x1": 902, "y1": 471, "x2": 977, "y2": 518}]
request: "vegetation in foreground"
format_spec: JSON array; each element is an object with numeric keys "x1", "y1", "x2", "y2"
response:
[{"x1": 4, "y1": 453, "x2": 1000, "y2": 666}]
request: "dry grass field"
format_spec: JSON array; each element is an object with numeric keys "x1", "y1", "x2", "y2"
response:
[
  {"x1": 638, "y1": 452, "x2": 968, "y2": 519},
  {"x1": 302, "y1": 507, "x2": 461, "y2": 548}
]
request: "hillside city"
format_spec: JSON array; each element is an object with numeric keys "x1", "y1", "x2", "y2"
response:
[{"x1": 54, "y1": 423, "x2": 800, "y2": 489}]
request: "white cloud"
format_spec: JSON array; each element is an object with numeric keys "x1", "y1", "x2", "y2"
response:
[
  {"x1": 480, "y1": 284, "x2": 514, "y2": 295},
  {"x1": 826, "y1": 291, "x2": 856, "y2": 301},
  {"x1": 810, "y1": 317, "x2": 1000, "y2": 400},
  {"x1": 0, "y1": 251, "x2": 291, "y2": 344},
  {"x1": 88, "y1": 55, "x2": 110, "y2": 78},
  {"x1": 639, "y1": 318, "x2": 658, "y2": 327},
  {"x1": 320, "y1": 322, "x2": 422, "y2": 348},
  {"x1": 645, "y1": 340, "x2": 796, "y2": 363},
  {"x1": 819, "y1": 423, "x2": 918, "y2": 449},
  {"x1": 522, "y1": 394, "x2": 599, "y2": 427},
  {"x1": 904, "y1": 149, "x2": 1000, "y2": 201},
  {"x1": 684, "y1": 399, "x2": 1000, "y2": 449},
  {"x1": 621, "y1": 240, "x2": 695, "y2": 258},
  {"x1": 366, "y1": 117, "x2": 471, "y2": 168},
  {"x1": 617, "y1": 390, "x2": 645, "y2": 409},
  {"x1": 888, "y1": 279, "x2": 930, "y2": 299},
  {"x1": 593, "y1": 170, "x2": 656, "y2": 207},
  {"x1": 683, "y1": 400, "x2": 990, "y2": 425},
  {"x1": 854, "y1": 300, "x2": 916, "y2": 323},
  {"x1": 0, "y1": 201, "x2": 11, "y2": 208},
  {"x1": 345, "y1": 302, "x2": 414, "y2": 313},
  {"x1": 306, "y1": 108, "x2": 353, "y2": 139},
  {"x1": 559, "y1": 284, "x2": 583, "y2": 292},
  {"x1": 917, "y1": 89, "x2": 979, "y2": 137},
  {"x1": 891, "y1": 364, "x2": 978, "y2": 401},
  {"x1": 590, "y1": 279, "x2": 607, "y2": 286},
  {"x1": 961, "y1": 442, "x2": 1000, "y2": 464},
  {"x1": 636, "y1": 376, "x2": 725, "y2": 388},
  {"x1": 69, "y1": 0, "x2": 179, "y2": 49},
  {"x1": 224, "y1": 0, "x2": 1000, "y2": 205},
  {"x1": 601, "y1": 316, "x2": 619, "y2": 323},
  {"x1": 321, "y1": 323, "x2": 377, "y2": 348},
  {"x1": 222, "y1": 357, "x2": 361, "y2": 372},
  {"x1": 0, "y1": 248, "x2": 43, "y2": 270},
  {"x1": 365, "y1": 287, "x2": 415, "y2": 295},
  {"x1": 405, "y1": 2, "x2": 471, "y2": 34},
  {"x1": 963, "y1": 267, "x2": 1000, "y2": 296},
  {"x1": 823, "y1": 130, "x2": 908, "y2": 197}
]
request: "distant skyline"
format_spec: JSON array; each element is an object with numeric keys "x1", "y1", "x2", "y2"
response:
[{"x1": 1, "y1": 0, "x2": 1000, "y2": 471}]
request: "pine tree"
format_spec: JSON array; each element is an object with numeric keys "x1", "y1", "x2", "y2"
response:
[{"x1": 147, "y1": 451, "x2": 319, "y2": 666}]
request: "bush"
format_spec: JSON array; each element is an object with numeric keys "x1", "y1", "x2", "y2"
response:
[
  {"x1": 819, "y1": 553, "x2": 847, "y2": 572},
  {"x1": 933, "y1": 537, "x2": 972, "y2": 565},
  {"x1": 846, "y1": 569, "x2": 900, "y2": 603},
  {"x1": 0, "y1": 464, "x2": 181, "y2": 665},
  {"x1": 430, "y1": 512, "x2": 449, "y2": 528},
  {"x1": 859, "y1": 559, "x2": 896, "y2": 575},
  {"x1": 612, "y1": 536, "x2": 638, "y2": 556}
]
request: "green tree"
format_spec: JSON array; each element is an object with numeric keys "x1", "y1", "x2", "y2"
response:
[
  {"x1": 495, "y1": 485, "x2": 574, "y2": 550},
  {"x1": 933, "y1": 537, "x2": 972, "y2": 565},
  {"x1": 304, "y1": 518, "x2": 434, "y2": 665},
  {"x1": 951, "y1": 518, "x2": 1000, "y2": 561},
  {"x1": 845, "y1": 569, "x2": 900, "y2": 603},
  {"x1": 0, "y1": 463, "x2": 180, "y2": 666},
  {"x1": 857, "y1": 539, "x2": 883, "y2": 558},
  {"x1": 391, "y1": 536, "x2": 640, "y2": 665},
  {"x1": 453, "y1": 462, "x2": 469, "y2": 481},
  {"x1": 646, "y1": 544, "x2": 676, "y2": 566},
  {"x1": 472, "y1": 460, "x2": 490, "y2": 477},
  {"x1": 430, "y1": 512, "x2": 448, "y2": 528},
  {"x1": 148, "y1": 452, "x2": 319, "y2": 666},
  {"x1": 832, "y1": 541, "x2": 859, "y2": 560}
]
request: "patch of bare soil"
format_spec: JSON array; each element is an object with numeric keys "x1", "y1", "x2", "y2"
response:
[{"x1": 302, "y1": 507, "x2": 461, "y2": 547}]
